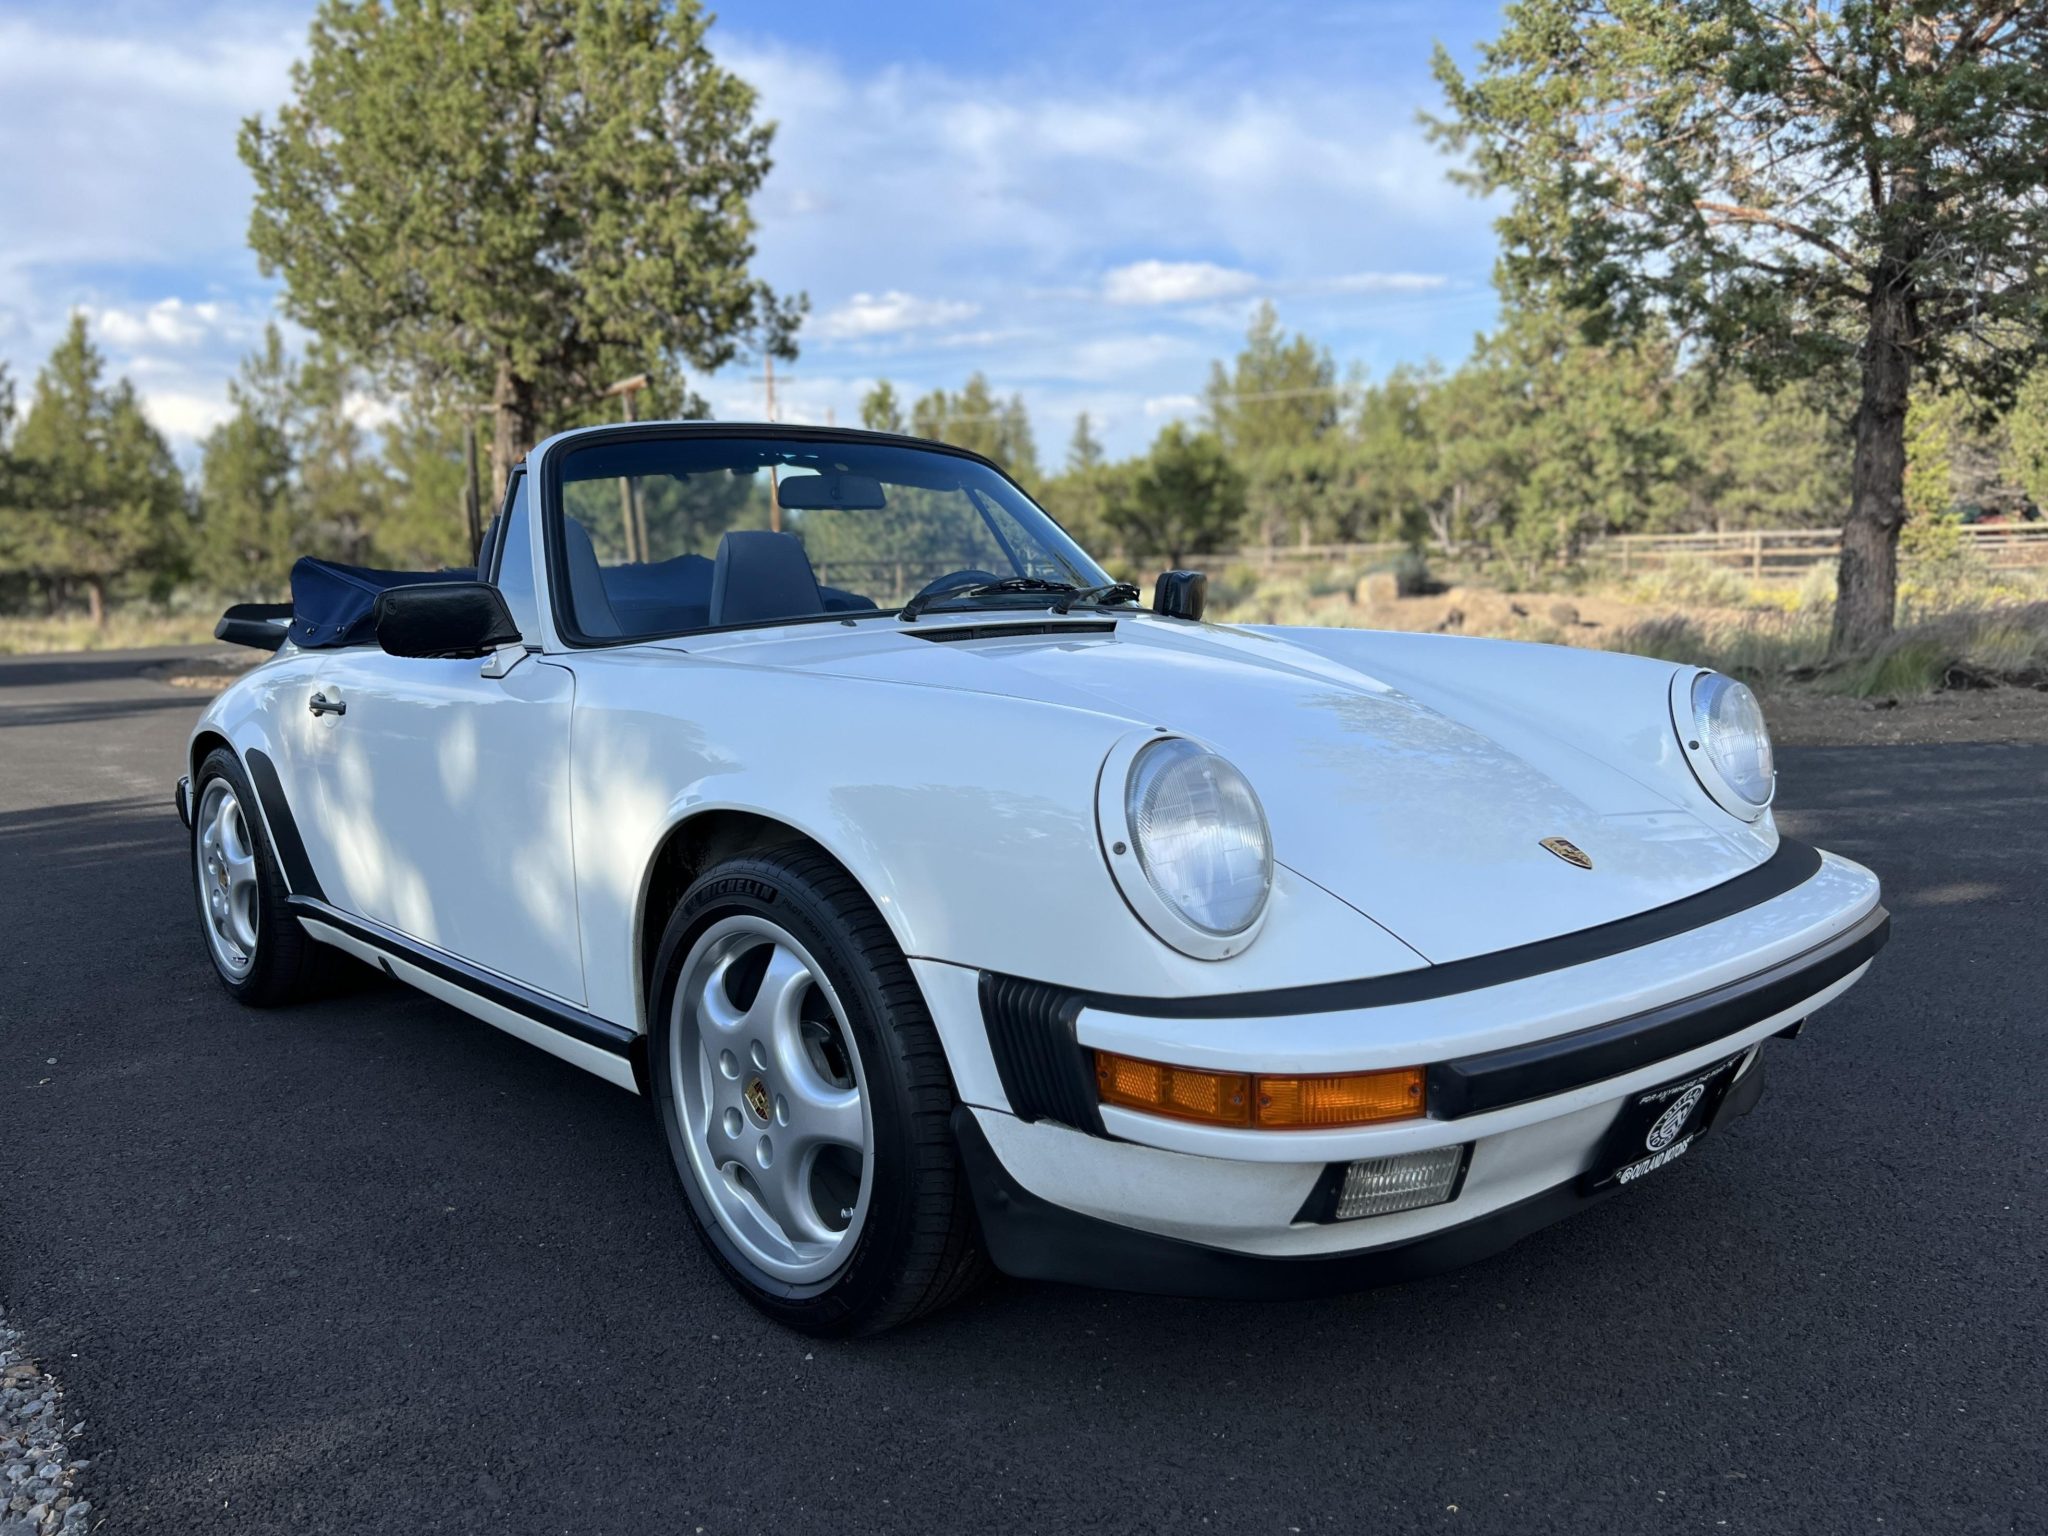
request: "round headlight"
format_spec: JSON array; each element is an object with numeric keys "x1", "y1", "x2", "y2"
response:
[
  {"x1": 1125, "y1": 738, "x2": 1273, "y2": 941},
  {"x1": 1687, "y1": 671, "x2": 1775, "y2": 813}
]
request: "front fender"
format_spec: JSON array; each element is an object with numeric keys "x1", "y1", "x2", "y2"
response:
[{"x1": 565, "y1": 652, "x2": 1425, "y2": 1032}]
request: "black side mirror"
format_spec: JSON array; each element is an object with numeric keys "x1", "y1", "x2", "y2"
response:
[
  {"x1": 373, "y1": 582, "x2": 522, "y2": 659},
  {"x1": 1153, "y1": 570, "x2": 1208, "y2": 622}
]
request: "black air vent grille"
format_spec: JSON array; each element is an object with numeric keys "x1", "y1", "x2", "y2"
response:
[
  {"x1": 977, "y1": 972, "x2": 1103, "y2": 1133},
  {"x1": 909, "y1": 621, "x2": 1118, "y2": 644}
]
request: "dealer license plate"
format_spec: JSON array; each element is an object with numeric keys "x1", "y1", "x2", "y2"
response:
[{"x1": 1581, "y1": 1052, "x2": 1747, "y2": 1193}]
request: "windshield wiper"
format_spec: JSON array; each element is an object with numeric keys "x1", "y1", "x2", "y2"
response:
[
  {"x1": 1049, "y1": 581, "x2": 1141, "y2": 614},
  {"x1": 898, "y1": 576, "x2": 1076, "y2": 622}
]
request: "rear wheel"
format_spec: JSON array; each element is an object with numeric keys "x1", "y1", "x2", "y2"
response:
[
  {"x1": 191, "y1": 747, "x2": 332, "y2": 1006},
  {"x1": 649, "y1": 848, "x2": 987, "y2": 1335}
]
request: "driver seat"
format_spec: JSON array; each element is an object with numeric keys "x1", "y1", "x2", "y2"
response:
[{"x1": 709, "y1": 531, "x2": 825, "y2": 628}]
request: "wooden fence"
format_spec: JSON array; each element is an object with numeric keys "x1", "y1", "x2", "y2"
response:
[
  {"x1": 1129, "y1": 526, "x2": 2048, "y2": 582},
  {"x1": 1593, "y1": 525, "x2": 2048, "y2": 577}
]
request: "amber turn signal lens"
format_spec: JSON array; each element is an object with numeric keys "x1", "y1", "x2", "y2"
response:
[
  {"x1": 1094, "y1": 1052, "x2": 1424, "y2": 1129},
  {"x1": 1095, "y1": 1052, "x2": 1251, "y2": 1125},
  {"x1": 1255, "y1": 1068, "x2": 1424, "y2": 1128}
]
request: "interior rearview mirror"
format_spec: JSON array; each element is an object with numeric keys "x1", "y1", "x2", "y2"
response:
[
  {"x1": 373, "y1": 582, "x2": 522, "y2": 659},
  {"x1": 773, "y1": 472, "x2": 889, "y2": 511}
]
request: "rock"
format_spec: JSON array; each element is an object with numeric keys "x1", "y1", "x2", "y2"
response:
[
  {"x1": 62, "y1": 1502, "x2": 89, "y2": 1526},
  {"x1": 1548, "y1": 600, "x2": 1580, "y2": 627},
  {"x1": 1357, "y1": 572, "x2": 1399, "y2": 606}
]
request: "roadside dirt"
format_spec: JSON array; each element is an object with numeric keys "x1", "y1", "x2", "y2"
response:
[{"x1": 1762, "y1": 681, "x2": 2048, "y2": 747}]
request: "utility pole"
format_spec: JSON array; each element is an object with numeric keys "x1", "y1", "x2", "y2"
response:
[
  {"x1": 462, "y1": 415, "x2": 484, "y2": 562},
  {"x1": 602, "y1": 373, "x2": 652, "y2": 561},
  {"x1": 764, "y1": 354, "x2": 782, "y2": 533}
]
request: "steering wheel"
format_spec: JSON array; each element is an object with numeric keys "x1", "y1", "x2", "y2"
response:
[{"x1": 907, "y1": 569, "x2": 1003, "y2": 604}]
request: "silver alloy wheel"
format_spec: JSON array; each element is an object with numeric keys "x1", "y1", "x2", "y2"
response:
[
  {"x1": 196, "y1": 778, "x2": 260, "y2": 978},
  {"x1": 670, "y1": 915, "x2": 875, "y2": 1284}
]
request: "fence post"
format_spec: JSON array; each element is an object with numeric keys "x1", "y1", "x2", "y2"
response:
[{"x1": 1750, "y1": 530, "x2": 1762, "y2": 580}]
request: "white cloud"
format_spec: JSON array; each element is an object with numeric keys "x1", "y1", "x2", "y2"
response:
[
  {"x1": 93, "y1": 298, "x2": 232, "y2": 349},
  {"x1": 139, "y1": 389, "x2": 233, "y2": 441},
  {"x1": 716, "y1": 37, "x2": 1496, "y2": 454},
  {"x1": 0, "y1": 19, "x2": 296, "y2": 272},
  {"x1": 1143, "y1": 394, "x2": 1202, "y2": 418},
  {"x1": 344, "y1": 393, "x2": 399, "y2": 433},
  {"x1": 810, "y1": 290, "x2": 981, "y2": 341},
  {"x1": 1102, "y1": 260, "x2": 1260, "y2": 306},
  {"x1": 0, "y1": 12, "x2": 1498, "y2": 466}
]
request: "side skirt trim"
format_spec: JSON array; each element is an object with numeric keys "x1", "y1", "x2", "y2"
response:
[{"x1": 289, "y1": 896, "x2": 637, "y2": 1063}]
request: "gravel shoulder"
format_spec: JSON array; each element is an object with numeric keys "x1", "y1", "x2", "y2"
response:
[{"x1": 0, "y1": 1309, "x2": 90, "y2": 1535}]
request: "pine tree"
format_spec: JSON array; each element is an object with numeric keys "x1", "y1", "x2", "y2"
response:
[
  {"x1": 1434, "y1": 2, "x2": 2048, "y2": 653},
  {"x1": 2, "y1": 317, "x2": 185, "y2": 623},
  {"x1": 860, "y1": 381, "x2": 905, "y2": 434},
  {"x1": 1103, "y1": 424, "x2": 1247, "y2": 568},
  {"x1": 1067, "y1": 413, "x2": 1104, "y2": 475},
  {"x1": 242, "y1": 0, "x2": 802, "y2": 499},
  {"x1": 198, "y1": 328, "x2": 301, "y2": 597}
]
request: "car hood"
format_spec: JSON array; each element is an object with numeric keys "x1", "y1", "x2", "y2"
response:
[{"x1": 675, "y1": 616, "x2": 1761, "y2": 964}]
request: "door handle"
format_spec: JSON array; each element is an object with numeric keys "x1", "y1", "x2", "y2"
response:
[{"x1": 309, "y1": 692, "x2": 347, "y2": 717}]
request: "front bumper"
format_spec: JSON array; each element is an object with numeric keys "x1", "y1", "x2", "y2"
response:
[
  {"x1": 955, "y1": 1053, "x2": 1769, "y2": 1299},
  {"x1": 932, "y1": 841, "x2": 1885, "y2": 1293}
]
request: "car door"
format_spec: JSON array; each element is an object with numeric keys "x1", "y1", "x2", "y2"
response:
[{"x1": 278, "y1": 473, "x2": 588, "y2": 1004}]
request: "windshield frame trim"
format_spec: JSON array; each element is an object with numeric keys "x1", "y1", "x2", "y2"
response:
[{"x1": 539, "y1": 422, "x2": 1088, "y2": 651}]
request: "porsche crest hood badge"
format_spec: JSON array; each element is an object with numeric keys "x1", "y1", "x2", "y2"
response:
[{"x1": 1540, "y1": 836, "x2": 1593, "y2": 870}]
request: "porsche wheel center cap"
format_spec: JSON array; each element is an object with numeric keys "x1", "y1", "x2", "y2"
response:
[{"x1": 743, "y1": 1076, "x2": 772, "y2": 1124}]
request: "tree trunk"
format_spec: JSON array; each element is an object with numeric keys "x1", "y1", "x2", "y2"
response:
[
  {"x1": 86, "y1": 578, "x2": 105, "y2": 628},
  {"x1": 1830, "y1": 279, "x2": 1916, "y2": 658},
  {"x1": 491, "y1": 357, "x2": 541, "y2": 507}
]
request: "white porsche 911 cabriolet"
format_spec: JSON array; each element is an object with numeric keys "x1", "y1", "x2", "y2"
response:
[{"x1": 181, "y1": 423, "x2": 1888, "y2": 1334}]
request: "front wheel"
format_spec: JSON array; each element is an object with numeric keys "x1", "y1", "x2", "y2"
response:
[
  {"x1": 648, "y1": 848, "x2": 987, "y2": 1335},
  {"x1": 190, "y1": 747, "x2": 333, "y2": 1005}
]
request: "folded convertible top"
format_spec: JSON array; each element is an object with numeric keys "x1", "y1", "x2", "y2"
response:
[
  {"x1": 213, "y1": 559, "x2": 476, "y2": 652},
  {"x1": 283, "y1": 558, "x2": 476, "y2": 650}
]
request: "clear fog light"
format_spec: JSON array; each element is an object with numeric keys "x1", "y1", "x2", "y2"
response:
[{"x1": 1333, "y1": 1146, "x2": 1466, "y2": 1221}]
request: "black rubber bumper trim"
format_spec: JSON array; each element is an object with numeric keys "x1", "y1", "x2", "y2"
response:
[
  {"x1": 243, "y1": 748, "x2": 325, "y2": 903},
  {"x1": 977, "y1": 972, "x2": 1105, "y2": 1133},
  {"x1": 287, "y1": 896, "x2": 634, "y2": 1058},
  {"x1": 954, "y1": 1056, "x2": 1770, "y2": 1299},
  {"x1": 1427, "y1": 904, "x2": 1888, "y2": 1118},
  {"x1": 995, "y1": 839, "x2": 1827, "y2": 1023}
]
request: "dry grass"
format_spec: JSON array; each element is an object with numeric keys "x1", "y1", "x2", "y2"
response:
[
  {"x1": 0, "y1": 612, "x2": 221, "y2": 655},
  {"x1": 1206, "y1": 554, "x2": 2048, "y2": 705}
]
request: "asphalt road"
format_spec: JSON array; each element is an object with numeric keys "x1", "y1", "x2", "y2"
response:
[{"x1": 1, "y1": 647, "x2": 2042, "y2": 1535}]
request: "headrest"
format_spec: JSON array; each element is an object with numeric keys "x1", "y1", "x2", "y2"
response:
[{"x1": 709, "y1": 530, "x2": 824, "y2": 629}]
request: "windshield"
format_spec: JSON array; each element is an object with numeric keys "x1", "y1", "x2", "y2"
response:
[{"x1": 549, "y1": 433, "x2": 1110, "y2": 641}]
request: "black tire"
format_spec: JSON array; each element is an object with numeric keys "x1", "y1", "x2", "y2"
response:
[
  {"x1": 190, "y1": 747, "x2": 334, "y2": 1006},
  {"x1": 648, "y1": 847, "x2": 989, "y2": 1335}
]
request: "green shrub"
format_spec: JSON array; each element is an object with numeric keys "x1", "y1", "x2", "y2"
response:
[
  {"x1": 1837, "y1": 635, "x2": 1954, "y2": 697},
  {"x1": 1627, "y1": 554, "x2": 1754, "y2": 609},
  {"x1": 1794, "y1": 563, "x2": 1837, "y2": 614}
]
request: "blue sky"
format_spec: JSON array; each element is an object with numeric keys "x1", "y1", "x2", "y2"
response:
[{"x1": 0, "y1": 0, "x2": 1512, "y2": 462}]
